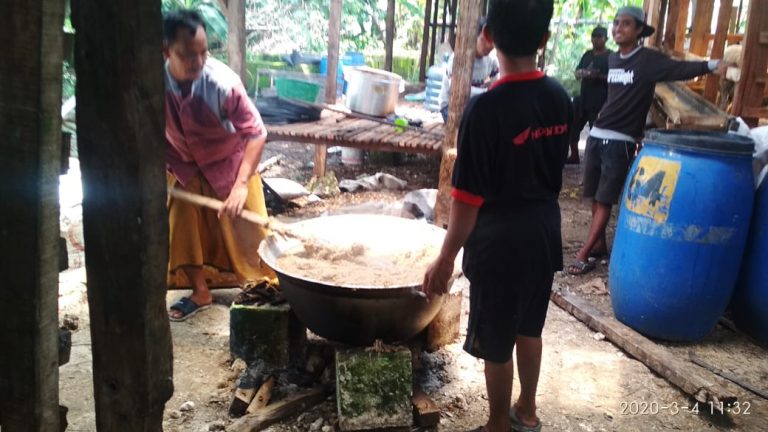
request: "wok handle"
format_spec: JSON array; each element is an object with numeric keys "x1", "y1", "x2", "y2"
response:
[{"x1": 168, "y1": 187, "x2": 271, "y2": 228}]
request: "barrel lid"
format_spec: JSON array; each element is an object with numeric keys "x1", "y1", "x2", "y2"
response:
[{"x1": 644, "y1": 129, "x2": 754, "y2": 155}]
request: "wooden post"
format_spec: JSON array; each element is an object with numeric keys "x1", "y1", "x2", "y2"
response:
[
  {"x1": 689, "y1": 0, "x2": 714, "y2": 55},
  {"x1": 434, "y1": 0, "x2": 483, "y2": 228},
  {"x1": 418, "y1": 0, "x2": 434, "y2": 81},
  {"x1": 703, "y1": 0, "x2": 733, "y2": 102},
  {"x1": 72, "y1": 0, "x2": 173, "y2": 429},
  {"x1": 644, "y1": 0, "x2": 662, "y2": 47},
  {"x1": 384, "y1": 0, "x2": 396, "y2": 72},
  {"x1": 0, "y1": 0, "x2": 63, "y2": 430},
  {"x1": 731, "y1": 0, "x2": 768, "y2": 126},
  {"x1": 675, "y1": 0, "x2": 690, "y2": 52},
  {"x1": 655, "y1": 0, "x2": 669, "y2": 48},
  {"x1": 449, "y1": 0, "x2": 459, "y2": 48},
  {"x1": 429, "y1": 0, "x2": 440, "y2": 69},
  {"x1": 226, "y1": 0, "x2": 247, "y2": 80},
  {"x1": 664, "y1": 0, "x2": 690, "y2": 52},
  {"x1": 314, "y1": 0, "x2": 342, "y2": 177}
]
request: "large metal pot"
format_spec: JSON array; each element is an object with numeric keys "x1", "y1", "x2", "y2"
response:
[
  {"x1": 345, "y1": 67, "x2": 403, "y2": 117},
  {"x1": 258, "y1": 214, "x2": 460, "y2": 346}
]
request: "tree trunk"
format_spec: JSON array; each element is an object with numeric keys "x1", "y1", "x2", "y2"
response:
[
  {"x1": 72, "y1": 0, "x2": 174, "y2": 429},
  {"x1": 384, "y1": 0, "x2": 396, "y2": 72},
  {"x1": 0, "y1": 0, "x2": 64, "y2": 430},
  {"x1": 227, "y1": 0, "x2": 247, "y2": 80}
]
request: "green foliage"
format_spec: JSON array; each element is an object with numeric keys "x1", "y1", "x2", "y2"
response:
[{"x1": 62, "y1": 60, "x2": 76, "y2": 101}]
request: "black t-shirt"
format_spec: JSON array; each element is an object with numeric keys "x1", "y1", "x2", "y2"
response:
[
  {"x1": 452, "y1": 72, "x2": 572, "y2": 206},
  {"x1": 577, "y1": 49, "x2": 611, "y2": 112},
  {"x1": 451, "y1": 72, "x2": 572, "y2": 278}
]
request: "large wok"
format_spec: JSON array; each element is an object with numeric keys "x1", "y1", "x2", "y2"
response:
[{"x1": 258, "y1": 214, "x2": 460, "y2": 346}]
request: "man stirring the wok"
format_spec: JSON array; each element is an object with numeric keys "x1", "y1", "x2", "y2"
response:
[{"x1": 164, "y1": 10, "x2": 276, "y2": 321}]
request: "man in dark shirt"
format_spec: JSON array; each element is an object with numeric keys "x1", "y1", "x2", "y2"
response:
[
  {"x1": 568, "y1": 6, "x2": 729, "y2": 275},
  {"x1": 423, "y1": 1, "x2": 570, "y2": 430},
  {"x1": 568, "y1": 26, "x2": 611, "y2": 164}
]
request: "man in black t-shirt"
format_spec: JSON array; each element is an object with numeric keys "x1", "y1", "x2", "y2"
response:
[
  {"x1": 568, "y1": 6, "x2": 729, "y2": 276},
  {"x1": 422, "y1": 1, "x2": 570, "y2": 431},
  {"x1": 568, "y1": 26, "x2": 611, "y2": 164}
]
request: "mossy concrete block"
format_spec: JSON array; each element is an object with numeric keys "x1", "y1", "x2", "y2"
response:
[
  {"x1": 336, "y1": 347, "x2": 412, "y2": 431},
  {"x1": 229, "y1": 303, "x2": 306, "y2": 368}
]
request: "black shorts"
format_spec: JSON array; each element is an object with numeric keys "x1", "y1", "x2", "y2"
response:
[
  {"x1": 583, "y1": 137, "x2": 637, "y2": 205},
  {"x1": 463, "y1": 274, "x2": 554, "y2": 363},
  {"x1": 460, "y1": 202, "x2": 561, "y2": 363}
]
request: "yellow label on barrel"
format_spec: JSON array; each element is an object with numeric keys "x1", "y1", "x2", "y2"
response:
[{"x1": 625, "y1": 156, "x2": 681, "y2": 223}]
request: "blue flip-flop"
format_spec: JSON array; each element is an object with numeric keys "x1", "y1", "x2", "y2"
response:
[{"x1": 169, "y1": 297, "x2": 211, "y2": 322}]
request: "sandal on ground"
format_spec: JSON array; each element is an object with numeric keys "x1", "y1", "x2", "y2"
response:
[
  {"x1": 567, "y1": 259, "x2": 596, "y2": 276},
  {"x1": 509, "y1": 407, "x2": 542, "y2": 432},
  {"x1": 169, "y1": 297, "x2": 211, "y2": 322}
]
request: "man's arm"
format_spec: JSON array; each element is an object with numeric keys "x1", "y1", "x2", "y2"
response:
[
  {"x1": 220, "y1": 83, "x2": 268, "y2": 217},
  {"x1": 220, "y1": 135, "x2": 266, "y2": 217},
  {"x1": 422, "y1": 200, "x2": 479, "y2": 296},
  {"x1": 651, "y1": 50, "x2": 716, "y2": 82}
]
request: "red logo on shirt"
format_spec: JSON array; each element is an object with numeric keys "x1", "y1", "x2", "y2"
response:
[
  {"x1": 512, "y1": 124, "x2": 568, "y2": 145},
  {"x1": 513, "y1": 128, "x2": 531, "y2": 145}
]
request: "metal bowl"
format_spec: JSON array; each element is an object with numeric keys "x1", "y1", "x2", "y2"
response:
[{"x1": 258, "y1": 214, "x2": 458, "y2": 346}]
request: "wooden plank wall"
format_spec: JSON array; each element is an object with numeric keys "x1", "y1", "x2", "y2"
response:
[
  {"x1": 72, "y1": 0, "x2": 173, "y2": 429},
  {"x1": 0, "y1": 0, "x2": 64, "y2": 430}
]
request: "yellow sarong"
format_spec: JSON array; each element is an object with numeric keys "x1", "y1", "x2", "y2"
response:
[{"x1": 167, "y1": 172, "x2": 277, "y2": 289}]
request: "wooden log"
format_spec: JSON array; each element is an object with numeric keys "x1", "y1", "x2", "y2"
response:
[
  {"x1": 434, "y1": 0, "x2": 482, "y2": 228},
  {"x1": 226, "y1": 0, "x2": 247, "y2": 80},
  {"x1": 230, "y1": 385, "x2": 258, "y2": 417},
  {"x1": 689, "y1": 0, "x2": 714, "y2": 55},
  {"x1": 384, "y1": 0, "x2": 396, "y2": 72},
  {"x1": 226, "y1": 386, "x2": 330, "y2": 432},
  {"x1": 704, "y1": 0, "x2": 734, "y2": 102},
  {"x1": 0, "y1": 0, "x2": 64, "y2": 429},
  {"x1": 551, "y1": 291, "x2": 738, "y2": 406},
  {"x1": 246, "y1": 376, "x2": 276, "y2": 414},
  {"x1": 418, "y1": 0, "x2": 433, "y2": 81},
  {"x1": 412, "y1": 386, "x2": 440, "y2": 427},
  {"x1": 731, "y1": 0, "x2": 768, "y2": 126},
  {"x1": 71, "y1": 0, "x2": 173, "y2": 429}
]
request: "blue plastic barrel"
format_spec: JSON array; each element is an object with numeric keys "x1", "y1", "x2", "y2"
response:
[
  {"x1": 733, "y1": 179, "x2": 768, "y2": 345},
  {"x1": 609, "y1": 130, "x2": 755, "y2": 341}
]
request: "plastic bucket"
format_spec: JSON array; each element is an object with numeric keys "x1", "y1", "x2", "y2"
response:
[{"x1": 341, "y1": 147, "x2": 363, "y2": 165}]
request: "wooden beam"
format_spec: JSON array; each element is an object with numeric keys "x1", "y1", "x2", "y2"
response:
[
  {"x1": 0, "y1": 0, "x2": 63, "y2": 430},
  {"x1": 226, "y1": 0, "x2": 247, "y2": 80},
  {"x1": 664, "y1": 0, "x2": 690, "y2": 51},
  {"x1": 429, "y1": 0, "x2": 440, "y2": 69},
  {"x1": 644, "y1": 0, "x2": 662, "y2": 47},
  {"x1": 703, "y1": 0, "x2": 733, "y2": 102},
  {"x1": 655, "y1": 0, "x2": 669, "y2": 48},
  {"x1": 71, "y1": 0, "x2": 173, "y2": 429},
  {"x1": 384, "y1": 0, "x2": 396, "y2": 72},
  {"x1": 448, "y1": 0, "x2": 459, "y2": 48},
  {"x1": 551, "y1": 292, "x2": 738, "y2": 406},
  {"x1": 434, "y1": 0, "x2": 483, "y2": 228},
  {"x1": 315, "y1": 0, "x2": 342, "y2": 177},
  {"x1": 689, "y1": 0, "x2": 714, "y2": 55},
  {"x1": 732, "y1": 0, "x2": 768, "y2": 126},
  {"x1": 418, "y1": 0, "x2": 434, "y2": 81},
  {"x1": 676, "y1": 0, "x2": 690, "y2": 52}
]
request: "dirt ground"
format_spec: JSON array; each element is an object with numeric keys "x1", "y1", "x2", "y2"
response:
[{"x1": 58, "y1": 141, "x2": 766, "y2": 431}]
